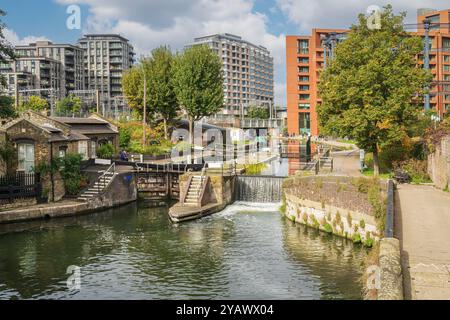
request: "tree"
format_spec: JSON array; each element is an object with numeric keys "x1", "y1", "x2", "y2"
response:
[
  {"x1": 247, "y1": 105, "x2": 269, "y2": 119},
  {"x1": 171, "y1": 45, "x2": 224, "y2": 150},
  {"x1": 0, "y1": 95, "x2": 16, "y2": 118},
  {"x1": 122, "y1": 66, "x2": 144, "y2": 115},
  {"x1": 0, "y1": 9, "x2": 15, "y2": 86},
  {"x1": 148, "y1": 46, "x2": 178, "y2": 139},
  {"x1": 55, "y1": 94, "x2": 82, "y2": 116},
  {"x1": 122, "y1": 46, "x2": 179, "y2": 139},
  {"x1": 317, "y1": 5, "x2": 432, "y2": 176},
  {"x1": 19, "y1": 96, "x2": 48, "y2": 113}
]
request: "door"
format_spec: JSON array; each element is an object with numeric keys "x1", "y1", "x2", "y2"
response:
[{"x1": 18, "y1": 143, "x2": 35, "y2": 173}]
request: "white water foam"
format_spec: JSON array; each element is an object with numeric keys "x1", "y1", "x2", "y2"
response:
[{"x1": 214, "y1": 201, "x2": 282, "y2": 218}]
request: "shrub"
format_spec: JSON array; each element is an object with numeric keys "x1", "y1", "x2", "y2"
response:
[
  {"x1": 323, "y1": 223, "x2": 333, "y2": 233},
  {"x1": 97, "y1": 142, "x2": 115, "y2": 159},
  {"x1": 119, "y1": 127, "x2": 132, "y2": 150},
  {"x1": 394, "y1": 158, "x2": 431, "y2": 184},
  {"x1": 346, "y1": 212, "x2": 352, "y2": 227},
  {"x1": 359, "y1": 219, "x2": 366, "y2": 229},
  {"x1": 352, "y1": 233, "x2": 362, "y2": 244}
]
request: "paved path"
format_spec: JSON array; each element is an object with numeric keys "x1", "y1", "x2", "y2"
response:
[
  {"x1": 394, "y1": 184, "x2": 450, "y2": 300},
  {"x1": 330, "y1": 149, "x2": 363, "y2": 177}
]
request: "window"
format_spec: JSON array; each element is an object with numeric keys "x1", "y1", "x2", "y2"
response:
[
  {"x1": 299, "y1": 94, "x2": 310, "y2": 100},
  {"x1": 444, "y1": 65, "x2": 450, "y2": 72},
  {"x1": 298, "y1": 67, "x2": 309, "y2": 73},
  {"x1": 18, "y1": 143, "x2": 35, "y2": 173},
  {"x1": 298, "y1": 76, "x2": 309, "y2": 82},
  {"x1": 298, "y1": 103, "x2": 310, "y2": 110},
  {"x1": 299, "y1": 112, "x2": 311, "y2": 134},
  {"x1": 91, "y1": 141, "x2": 97, "y2": 158},
  {"x1": 59, "y1": 146, "x2": 67, "y2": 158},
  {"x1": 443, "y1": 55, "x2": 450, "y2": 62},
  {"x1": 78, "y1": 141, "x2": 88, "y2": 160},
  {"x1": 298, "y1": 85, "x2": 309, "y2": 91},
  {"x1": 297, "y1": 57, "x2": 309, "y2": 63}
]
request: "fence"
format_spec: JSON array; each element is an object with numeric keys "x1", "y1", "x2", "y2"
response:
[{"x1": 0, "y1": 172, "x2": 42, "y2": 203}]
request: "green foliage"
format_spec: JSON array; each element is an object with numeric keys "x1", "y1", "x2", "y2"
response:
[
  {"x1": 119, "y1": 126, "x2": 132, "y2": 150},
  {"x1": 352, "y1": 233, "x2": 362, "y2": 244},
  {"x1": 279, "y1": 201, "x2": 286, "y2": 214},
  {"x1": 0, "y1": 95, "x2": 16, "y2": 118},
  {"x1": 359, "y1": 219, "x2": 366, "y2": 229},
  {"x1": 364, "y1": 231, "x2": 374, "y2": 248},
  {"x1": 243, "y1": 163, "x2": 267, "y2": 175},
  {"x1": 122, "y1": 46, "x2": 179, "y2": 138},
  {"x1": 394, "y1": 158, "x2": 431, "y2": 184},
  {"x1": 59, "y1": 153, "x2": 83, "y2": 196},
  {"x1": 33, "y1": 153, "x2": 84, "y2": 196},
  {"x1": 19, "y1": 96, "x2": 48, "y2": 112},
  {"x1": 323, "y1": 223, "x2": 333, "y2": 234},
  {"x1": 0, "y1": 140, "x2": 16, "y2": 175},
  {"x1": 247, "y1": 105, "x2": 269, "y2": 119},
  {"x1": 310, "y1": 215, "x2": 320, "y2": 229},
  {"x1": 171, "y1": 45, "x2": 223, "y2": 144},
  {"x1": 317, "y1": 5, "x2": 432, "y2": 175},
  {"x1": 0, "y1": 10, "x2": 15, "y2": 86},
  {"x1": 55, "y1": 94, "x2": 82, "y2": 115},
  {"x1": 346, "y1": 212, "x2": 352, "y2": 227},
  {"x1": 97, "y1": 143, "x2": 114, "y2": 159}
]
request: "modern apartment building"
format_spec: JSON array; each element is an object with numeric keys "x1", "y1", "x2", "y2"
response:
[
  {"x1": 0, "y1": 55, "x2": 64, "y2": 101},
  {"x1": 78, "y1": 34, "x2": 135, "y2": 108},
  {"x1": 0, "y1": 41, "x2": 83, "y2": 100},
  {"x1": 286, "y1": 29, "x2": 346, "y2": 136},
  {"x1": 192, "y1": 33, "x2": 274, "y2": 118},
  {"x1": 286, "y1": 8, "x2": 450, "y2": 136},
  {"x1": 416, "y1": 8, "x2": 450, "y2": 116}
]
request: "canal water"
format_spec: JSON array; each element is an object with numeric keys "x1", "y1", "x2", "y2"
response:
[{"x1": 0, "y1": 201, "x2": 367, "y2": 300}]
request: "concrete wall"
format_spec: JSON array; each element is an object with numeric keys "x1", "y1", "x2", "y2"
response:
[
  {"x1": 378, "y1": 238, "x2": 403, "y2": 300},
  {"x1": 428, "y1": 135, "x2": 450, "y2": 190},
  {"x1": 284, "y1": 193, "x2": 380, "y2": 245}
]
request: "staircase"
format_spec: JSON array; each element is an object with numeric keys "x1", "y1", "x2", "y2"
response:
[
  {"x1": 78, "y1": 163, "x2": 117, "y2": 201},
  {"x1": 182, "y1": 175, "x2": 207, "y2": 206}
]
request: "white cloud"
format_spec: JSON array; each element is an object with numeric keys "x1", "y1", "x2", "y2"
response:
[
  {"x1": 4, "y1": 28, "x2": 50, "y2": 46},
  {"x1": 276, "y1": 0, "x2": 450, "y2": 33},
  {"x1": 55, "y1": 0, "x2": 287, "y2": 105}
]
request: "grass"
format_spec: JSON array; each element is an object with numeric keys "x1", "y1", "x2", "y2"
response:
[
  {"x1": 243, "y1": 163, "x2": 268, "y2": 175},
  {"x1": 336, "y1": 139, "x2": 357, "y2": 145},
  {"x1": 362, "y1": 168, "x2": 392, "y2": 180}
]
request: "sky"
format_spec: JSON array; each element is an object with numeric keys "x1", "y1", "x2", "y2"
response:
[{"x1": 2, "y1": 0, "x2": 450, "y2": 106}]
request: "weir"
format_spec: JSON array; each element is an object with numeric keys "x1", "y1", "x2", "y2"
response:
[{"x1": 235, "y1": 176, "x2": 284, "y2": 202}]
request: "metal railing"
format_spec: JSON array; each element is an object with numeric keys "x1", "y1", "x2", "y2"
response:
[
  {"x1": 0, "y1": 172, "x2": 42, "y2": 203},
  {"x1": 97, "y1": 162, "x2": 116, "y2": 194}
]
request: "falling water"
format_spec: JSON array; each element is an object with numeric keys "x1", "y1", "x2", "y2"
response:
[{"x1": 235, "y1": 176, "x2": 284, "y2": 202}]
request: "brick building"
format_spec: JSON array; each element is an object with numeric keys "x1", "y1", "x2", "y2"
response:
[{"x1": 286, "y1": 8, "x2": 450, "y2": 136}]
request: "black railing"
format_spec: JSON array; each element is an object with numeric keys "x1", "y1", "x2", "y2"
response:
[
  {"x1": 385, "y1": 179, "x2": 395, "y2": 238},
  {"x1": 0, "y1": 172, "x2": 42, "y2": 203}
]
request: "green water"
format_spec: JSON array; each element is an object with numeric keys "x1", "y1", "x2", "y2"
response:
[{"x1": 0, "y1": 201, "x2": 367, "y2": 299}]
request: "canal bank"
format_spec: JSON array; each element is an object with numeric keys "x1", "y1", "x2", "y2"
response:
[{"x1": 0, "y1": 171, "x2": 137, "y2": 224}]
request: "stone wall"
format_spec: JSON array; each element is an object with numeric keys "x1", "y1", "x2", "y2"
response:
[
  {"x1": 428, "y1": 135, "x2": 450, "y2": 190},
  {"x1": 378, "y1": 238, "x2": 403, "y2": 300},
  {"x1": 283, "y1": 176, "x2": 386, "y2": 246},
  {"x1": 284, "y1": 193, "x2": 380, "y2": 245}
]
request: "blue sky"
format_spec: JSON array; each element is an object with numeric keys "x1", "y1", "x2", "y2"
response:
[{"x1": 2, "y1": 0, "x2": 450, "y2": 105}]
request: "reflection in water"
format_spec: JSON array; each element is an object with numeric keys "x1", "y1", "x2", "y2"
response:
[{"x1": 0, "y1": 201, "x2": 365, "y2": 299}]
